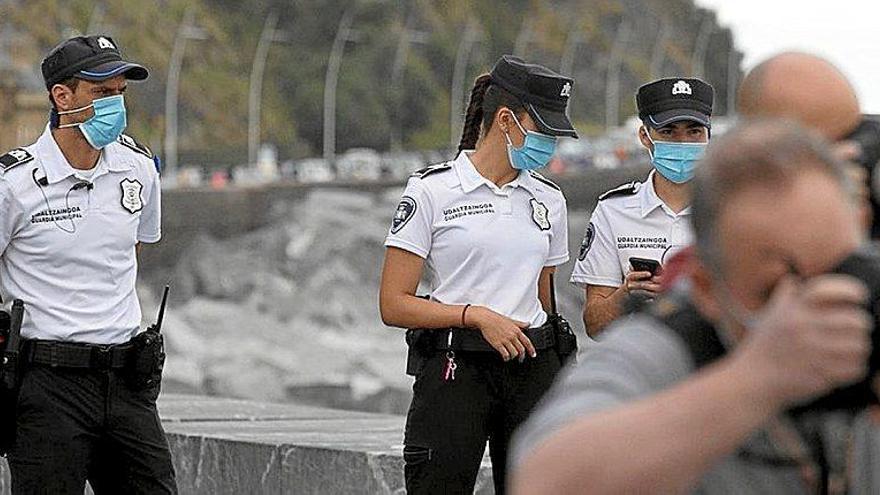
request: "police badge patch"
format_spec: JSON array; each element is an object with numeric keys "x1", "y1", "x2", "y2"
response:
[
  {"x1": 391, "y1": 196, "x2": 417, "y2": 234},
  {"x1": 120, "y1": 178, "x2": 144, "y2": 213},
  {"x1": 530, "y1": 199, "x2": 550, "y2": 231},
  {"x1": 578, "y1": 222, "x2": 595, "y2": 260}
]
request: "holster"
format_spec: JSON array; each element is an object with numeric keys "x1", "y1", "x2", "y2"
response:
[
  {"x1": 548, "y1": 314, "x2": 578, "y2": 364},
  {"x1": 125, "y1": 325, "x2": 166, "y2": 390},
  {"x1": 0, "y1": 308, "x2": 19, "y2": 456}
]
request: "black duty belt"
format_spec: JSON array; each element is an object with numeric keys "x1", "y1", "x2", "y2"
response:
[
  {"x1": 411, "y1": 321, "x2": 558, "y2": 353},
  {"x1": 22, "y1": 339, "x2": 135, "y2": 370}
]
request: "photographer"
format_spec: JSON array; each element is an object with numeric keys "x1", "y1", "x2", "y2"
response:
[
  {"x1": 738, "y1": 52, "x2": 879, "y2": 234},
  {"x1": 510, "y1": 121, "x2": 878, "y2": 494}
]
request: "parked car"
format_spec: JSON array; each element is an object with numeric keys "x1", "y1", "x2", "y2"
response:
[{"x1": 336, "y1": 148, "x2": 382, "y2": 181}]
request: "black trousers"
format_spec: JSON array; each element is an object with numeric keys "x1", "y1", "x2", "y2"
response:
[
  {"x1": 403, "y1": 349, "x2": 562, "y2": 494},
  {"x1": 7, "y1": 365, "x2": 177, "y2": 495}
]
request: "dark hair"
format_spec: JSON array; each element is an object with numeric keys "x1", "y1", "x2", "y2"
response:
[
  {"x1": 457, "y1": 74, "x2": 527, "y2": 154},
  {"x1": 48, "y1": 77, "x2": 80, "y2": 128},
  {"x1": 691, "y1": 118, "x2": 851, "y2": 270}
]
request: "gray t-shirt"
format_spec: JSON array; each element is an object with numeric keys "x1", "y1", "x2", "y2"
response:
[{"x1": 510, "y1": 314, "x2": 880, "y2": 494}]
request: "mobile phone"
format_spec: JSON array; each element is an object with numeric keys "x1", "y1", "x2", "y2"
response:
[{"x1": 629, "y1": 257, "x2": 661, "y2": 275}]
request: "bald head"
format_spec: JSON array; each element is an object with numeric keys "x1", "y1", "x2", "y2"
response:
[{"x1": 737, "y1": 52, "x2": 861, "y2": 140}]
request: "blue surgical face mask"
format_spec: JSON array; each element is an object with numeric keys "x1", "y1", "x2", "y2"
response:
[
  {"x1": 505, "y1": 112, "x2": 558, "y2": 171},
  {"x1": 646, "y1": 130, "x2": 707, "y2": 183},
  {"x1": 57, "y1": 94, "x2": 127, "y2": 149}
]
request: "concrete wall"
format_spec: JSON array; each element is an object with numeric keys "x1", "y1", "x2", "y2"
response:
[{"x1": 141, "y1": 166, "x2": 650, "y2": 272}]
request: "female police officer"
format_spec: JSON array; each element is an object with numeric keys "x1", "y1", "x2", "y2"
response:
[{"x1": 379, "y1": 55, "x2": 577, "y2": 494}]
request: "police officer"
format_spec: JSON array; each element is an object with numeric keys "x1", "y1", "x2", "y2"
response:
[
  {"x1": 0, "y1": 36, "x2": 176, "y2": 493},
  {"x1": 379, "y1": 55, "x2": 576, "y2": 494},
  {"x1": 571, "y1": 77, "x2": 714, "y2": 336}
]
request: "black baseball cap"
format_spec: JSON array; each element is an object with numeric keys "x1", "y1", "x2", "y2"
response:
[
  {"x1": 490, "y1": 55, "x2": 578, "y2": 138},
  {"x1": 637, "y1": 78, "x2": 714, "y2": 128},
  {"x1": 41, "y1": 35, "x2": 148, "y2": 90}
]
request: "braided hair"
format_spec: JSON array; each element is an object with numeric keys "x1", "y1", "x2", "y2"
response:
[{"x1": 457, "y1": 74, "x2": 526, "y2": 155}]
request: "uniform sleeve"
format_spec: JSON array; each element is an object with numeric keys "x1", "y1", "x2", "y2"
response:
[
  {"x1": 570, "y1": 204, "x2": 622, "y2": 288},
  {"x1": 509, "y1": 317, "x2": 693, "y2": 469},
  {"x1": 384, "y1": 177, "x2": 433, "y2": 259},
  {"x1": 137, "y1": 165, "x2": 161, "y2": 243},
  {"x1": 545, "y1": 194, "x2": 569, "y2": 266},
  {"x1": 0, "y1": 179, "x2": 22, "y2": 256}
]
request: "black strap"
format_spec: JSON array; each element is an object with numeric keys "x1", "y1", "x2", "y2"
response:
[{"x1": 23, "y1": 340, "x2": 134, "y2": 370}]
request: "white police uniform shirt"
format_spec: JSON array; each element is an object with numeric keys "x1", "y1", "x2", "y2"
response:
[
  {"x1": 384, "y1": 151, "x2": 569, "y2": 327},
  {"x1": 0, "y1": 125, "x2": 161, "y2": 344},
  {"x1": 570, "y1": 171, "x2": 692, "y2": 288}
]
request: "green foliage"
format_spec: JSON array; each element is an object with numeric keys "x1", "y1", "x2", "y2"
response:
[{"x1": 6, "y1": 0, "x2": 740, "y2": 168}]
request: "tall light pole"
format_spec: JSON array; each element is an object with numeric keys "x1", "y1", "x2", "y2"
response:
[
  {"x1": 513, "y1": 17, "x2": 533, "y2": 58},
  {"x1": 449, "y1": 20, "x2": 480, "y2": 150},
  {"x1": 649, "y1": 20, "x2": 670, "y2": 79},
  {"x1": 248, "y1": 11, "x2": 289, "y2": 165},
  {"x1": 164, "y1": 7, "x2": 207, "y2": 180},
  {"x1": 605, "y1": 21, "x2": 629, "y2": 131},
  {"x1": 726, "y1": 45, "x2": 739, "y2": 115},
  {"x1": 389, "y1": 9, "x2": 428, "y2": 151},
  {"x1": 559, "y1": 22, "x2": 582, "y2": 76},
  {"x1": 323, "y1": 6, "x2": 357, "y2": 166},
  {"x1": 86, "y1": 2, "x2": 104, "y2": 34},
  {"x1": 691, "y1": 13, "x2": 714, "y2": 78}
]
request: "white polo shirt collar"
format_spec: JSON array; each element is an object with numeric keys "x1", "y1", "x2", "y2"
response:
[
  {"x1": 33, "y1": 125, "x2": 129, "y2": 185},
  {"x1": 455, "y1": 151, "x2": 533, "y2": 196},
  {"x1": 640, "y1": 170, "x2": 691, "y2": 218}
]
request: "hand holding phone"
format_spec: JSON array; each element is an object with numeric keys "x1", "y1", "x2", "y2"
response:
[{"x1": 629, "y1": 257, "x2": 662, "y2": 276}]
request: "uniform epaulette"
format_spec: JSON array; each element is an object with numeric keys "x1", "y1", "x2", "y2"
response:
[
  {"x1": 0, "y1": 148, "x2": 34, "y2": 172},
  {"x1": 527, "y1": 171, "x2": 561, "y2": 191},
  {"x1": 598, "y1": 181, "x2": 638, "y2": 201},
  {"x1": 411, "y1": 162, "x2": 452, "y2": 179},
  {"x1": 117, "y1": 134, "x2": 153, "y2": 159}
]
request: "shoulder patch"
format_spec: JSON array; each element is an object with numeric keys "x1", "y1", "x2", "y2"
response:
[
  {"x1": 527, "y1": 171, "x2": 561, "y2": 191},
  {"x1": 117, "y1": 134, "x2": 153, "y2": 159},
  {"x1": 411, "y1": 162, "x2": 452, "y2": 179},
  {"x1": 598, "y1": 181, "x2": 638, "y2": 201},
  {"x1": 0, "y1": 148, "x2": 34, "y2": 171}
]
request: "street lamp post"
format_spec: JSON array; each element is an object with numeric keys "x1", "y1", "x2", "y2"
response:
[
  {"x1": 323, "y1": 6, "x2": 357, "y2": 166},
  {"x1": 605, "y1": 21, "x2": 629, "y2": 131},
  {"x1": 649, "y1": 20, "x2": 670, "y2": 79},
  {"x1": 513, "y1": 17, "x2": 533, "y2": 58},
  {"x1": 248, "y1": 11, "x2": 289, "y2": 166},
  {"x1": 691, "y1": 13, "x2": 714, "y2": 78},
  {"x1": 163, "y1": 7, "x2": 207, "y2": 180},
  {"x1": 389, "y1": 9, "x2": 428, "y2": 151},
  {"x1": 449, "y1": 20, "x2": 480, "y2": 150},
  {"x1": 559, "y1": 23, "x2": 582, "y2": 76}
]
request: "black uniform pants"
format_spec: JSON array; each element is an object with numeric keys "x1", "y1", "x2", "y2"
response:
[
  {"x1": 7, "y1": 365, "x2": 177, "y2": 494},
  {"x1": 403, "y1": 349, "x2": 562, "y2": 494}
]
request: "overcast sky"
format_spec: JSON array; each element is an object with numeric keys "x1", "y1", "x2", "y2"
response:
[{"x1": 694, "y1": 0, "x2": 880, "y2": 113}]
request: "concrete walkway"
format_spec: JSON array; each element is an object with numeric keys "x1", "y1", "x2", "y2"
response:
[{"x1": 0, "y1": 393, "x2": 495, "y2": 494}]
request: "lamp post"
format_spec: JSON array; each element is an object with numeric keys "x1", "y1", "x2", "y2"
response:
[
  {"x1": 691, "y1": 13, "x2": 714, "y2": 78},
  {"x1": 390, "y1": 9, "x2": 428, "y2": 151},
  {"x1": 605, "y1": 21, "x2": 629, "y2": 131},
  {"x1": 449, "y1": 19, "x2": 480, "y2": 150},
  {"x1": 248, "y1": 11, "x2": 289, "y2": 165},
  {"x1": 649, "y1": 20, "x2": 670, "y2": 79},
  {"x1": 323, "y1": 6, "x2": 358, "y2": 166},
  {"x1": 163, "y1": 7, "x2": 207, "y2": 180}
]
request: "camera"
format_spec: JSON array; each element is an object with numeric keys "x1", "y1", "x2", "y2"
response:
[{"x1": 794, "y1": 247, "x2": 880, "y2": 413}]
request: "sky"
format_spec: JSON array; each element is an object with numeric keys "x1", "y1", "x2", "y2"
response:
[{"x1": 695, "y1": 0, "x2": 880, "y2": 113}]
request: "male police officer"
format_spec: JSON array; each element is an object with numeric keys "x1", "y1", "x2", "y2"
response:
[
  {"x1": 571, "y1": 78, "x2": 713, "y2": 336},
  {"x1": 0, "y1": 36, "x2": 176, "y2": 493}
]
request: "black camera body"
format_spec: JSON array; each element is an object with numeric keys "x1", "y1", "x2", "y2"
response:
[{"x1": 805, "y1": 248, "x2": 880, "y2": 413}]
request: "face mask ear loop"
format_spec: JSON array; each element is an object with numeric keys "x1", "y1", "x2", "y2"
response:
[
  {"x1": 56, "y1": 103, "x2": 94, "y2": 129},
  {"x1": 643, "y1": 126, "x2": 655, "y2": 160}
]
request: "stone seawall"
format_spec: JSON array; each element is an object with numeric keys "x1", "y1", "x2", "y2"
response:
[
  {"x1": 140, "y1": 166, "x2": 649, "y2": 272},
  {"x1": 0, "y1": 393, "x2": 495, "y2": 494}
]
